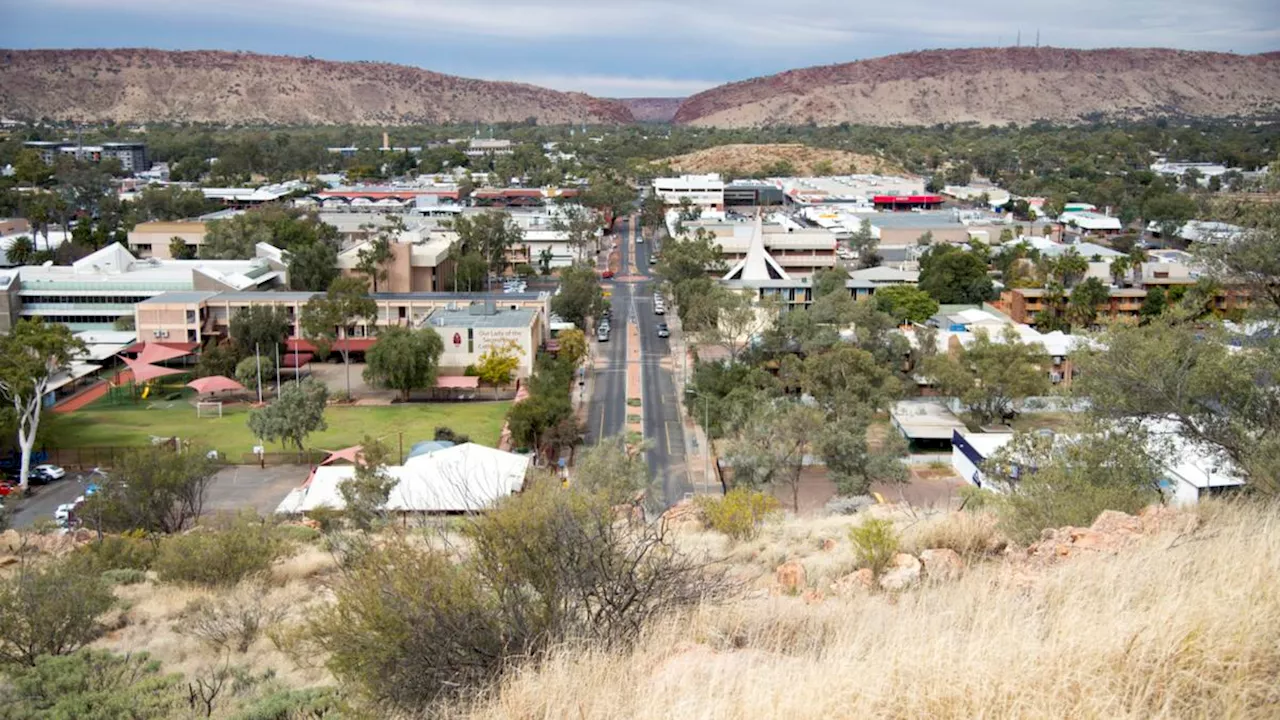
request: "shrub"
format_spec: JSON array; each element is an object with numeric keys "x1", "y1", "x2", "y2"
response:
[
  {"x1": 273, "y1": 523, "x2": 321, "y2": 544},
  {"x1": 232, "y1": 687, "x2": 344, "y2": 720},
  {"x1": 180, "y1": 582, "x2": 285, "y2": 653},
  {"x1": 905, "y1": 512, "x2": 1002, "y2": 560},
  {"x1": 696, "y1": 488, "x2": 780, "y2": 541},
  {"x1": 77, "y1": 533, "x2": 158, "y2": 572},
  {"x1": 626, "y1": 398, "x2": 642, "y2": 407},
  {"x1": 154, "y1": 514, "x2": 284, "y2": 587},
  {"x1": 0, "y1": 556, "x2": 115, "y2": 665},
  {"x1": 849, "y1": 518, "x2": 899, "y2": 577},
  {"x1": 0, "y1": 649, "x2": 184, "y2": 717},
  {"x1": 101, "y1": 569, "x2": 148, "y2": 586},
  {"x1": 825, "y1": 495, "x2": 874, "y2": 516},
  {"x1": 308, "y1": 484, "x2": 727, "y2": 712}
]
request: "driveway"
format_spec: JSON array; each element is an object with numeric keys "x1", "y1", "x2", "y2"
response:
[{"x1": 6, "y1": 465, "x2": 306, "y2": 528}]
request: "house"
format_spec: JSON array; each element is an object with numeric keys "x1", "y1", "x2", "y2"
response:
[
  {"x1": 275, "y1": 442, "x2": 529, "y2": 515},
  {"x1": 951, "y1": 423, "x2": 1245, "y2": 506}
]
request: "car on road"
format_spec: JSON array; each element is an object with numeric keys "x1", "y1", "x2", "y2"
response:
[
  {"x1": 597, "y1": 326, "x2": 610, "y2": 342},
  {"x1": 657, "y1": 323, "x2": 670, "y2": 338},
  {"x1": 54, "y1": 503, "x2": 77, "y2": 528},
  {"x1": 649, "y1": 255, "x2": 658, "y2": 265},
  {"x1": 654, "y1": 303, "x2": 665, "y2": 315},
  {"x1": 601, "y1": 269, "x2": 615, "y2": 279},
  {"x1": 33, "y1": 464, "x2": 65, "y2": 480},
  {"x1": 26, "y1": 468, "x2": 55, "y2": 486}
]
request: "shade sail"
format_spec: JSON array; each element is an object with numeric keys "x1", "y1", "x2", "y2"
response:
[
  {"x1": 136, "y1": 342, "x2": 194, "y2": 365},
  {"x1": 287, "y1": 338, "x2": 377, "y2": 353},
  {"x1": 436, "y1": 376, "x2": 480, "y2": 389},
  {"x1": 121, "y1": 355, "x2": 185, "y2": 383},
  {"x1": 186, "y1": 375, "x2": 247, "y2": 394},
  {"x1": 318, "y1": 445, "x2": 364, "y2": 466}
]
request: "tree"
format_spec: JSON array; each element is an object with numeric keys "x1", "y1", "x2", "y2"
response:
[
  {"x1": 229, "y1": 304, "x2": 290, "y2": 356},
  {"x1": 0, "y1": 649, "x2": 186, "y2": 718},
  {"x1": 1109, "y1": 256, "x2": 1132, "y2": 287},
  {"x1": 551, "y1": 205, "x2": 602, "y2": 263},
  {"x1": 1143, "y1": 192, "x2": 1197, "y2": 239},
  {"x1": 922, "y1": 327, "x2": 1050, "y2": 426},
  {"x1": 639, "y1": 188, "x2": 666, "y2": 241},
  {"x1": 572, "y1": 437, "x2": 649, "y2": 506},
  {"x1": 507, "y1": 393, "x2": 574, "y2": 459},
  {"x1": 355, "y1": 217, "x2": 400, "y2": 292},
  {"x1": 248, "y1": 377, "x2": 329, "y2": 451},
  {"x1": 194, "y1": 341, "x2": 241, "y2": 379},
  {"x1": 287, "y1": 237, "x2": 339, "y2": 291},
  {"x1": 201, "y1": 212, "x2": 273, "y2": 259},
  {"x1": 685, "y1": 361, "x2": 778, "y2": 440},
  {"x1": 448, "y1": 211, "x2": 524, "y2": 286},
  {"x1": 339, "y1": 436, "x2": 397, "y2": 531},
  {"x1": 474, "y1": 340, "x2": 521, "y2": 389},
  {"x1": 135, "y1": 185, "x2": 209, "y2": 221},
  {"x1": 234, "y1": 355, "x2": 276, "y2": 394},
  {"x1": 301, "y1": 276, "x2": 377, "y2": 397},
  {"x1": 167, "y1": 236, "x2": 195, "y2": 260},
  {"x1": 556, "y1": 328, "x2": 587, "y2": 369},
  {"x1": 579, "y1": 174, "x2": 634, "y2": 229},
  {"x1": 799, "y1": 345, "x2": 903, "y2": 417},
  {"x1": 550, "y1": 265, "x2": 604, "y2": 330},
  {"x1": 0, "y1": 556, "x2": 115, "y2": 666},
  {"x1": 6, "y1": 235, "x2": 34, "y2": 265},
  {"x1": 13, "y1": 149, "x2": 52, "y2": 187},
  {"x1": 917, "y1": 245, "x2": 995, "y2": 304},
  {"x1": 813, "y1": 266, "x2": 850, "y2": 299},
  {"x1": 1139, "y1": 286, "x2": 1167, "y2": 319},
  {"x1": 693, "y1": 289, "x2": 768, "y2": 362},
  {"x1": 81, "y1": 445, "x2": 218, "y2": 535},
  {"x1": 849, "y1": 219, "x2": 879, "y2": 268},
  {"x1": 984, "y1": 427, "x2": 1162, "y2": 543},
  {"x1": 0, "y1": 320, "x2": 84, "y2": 489},
  {"x1": 1075, "y1": 316, "x2": 1280, "y2": 495},
  {"x1": 816, "y1": 415, "x2": 909, "y2": 497},
  {"x1": 873, "y1": 284, "x2": 939, "y2": 324},
  {"x1": 1067, "y1": 277, "x2": 1110, "y2": 328},
  {"x1": 362, "y1": 326, "x2": 445, "y2": 402},
  {"x1": 112, "y1": 315, "x2": 135, "y2": 331},
  {"x1": 1051, "y1": 248, "x2": 1089, "y2": 288},
  {"x1": 726, "y1": 401, "x2": 826, "y2": 511}
]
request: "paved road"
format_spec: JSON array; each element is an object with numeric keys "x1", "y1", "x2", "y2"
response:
[
  {"x1": 6, "y1": 465, "x2": 304, "y2": 528},
  {"x1": 583, "y1": 214, "x2": 690, "y2": 507}
]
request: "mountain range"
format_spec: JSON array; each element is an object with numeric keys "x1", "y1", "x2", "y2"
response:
[{"x1": 2, "y1": 47, "x2": 1278, "y2": 127}]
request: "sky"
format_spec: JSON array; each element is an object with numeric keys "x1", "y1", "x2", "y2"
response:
[{"x1": 1, "y1": 0, "x2": 1277, "y2": 97}]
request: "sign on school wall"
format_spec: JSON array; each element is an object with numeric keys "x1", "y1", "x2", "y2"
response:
[{"x1": 476, "y1": 328, "x2": 527, "y2": 353}]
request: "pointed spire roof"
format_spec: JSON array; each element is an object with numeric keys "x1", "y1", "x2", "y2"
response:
[{"x1": 723, "y1": 213, "x2": 790, "y2": 282}]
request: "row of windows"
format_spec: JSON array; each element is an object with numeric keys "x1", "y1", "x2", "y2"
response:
[
  {"x1": 22, "y1": 295, "x2": 151, "y2": 305},
  {"x1": 32, "y1": 315, "x2": 127, "y2": 324}
]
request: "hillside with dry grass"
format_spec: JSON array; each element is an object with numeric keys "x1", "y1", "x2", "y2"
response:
[
  {"x1": 2, "y1": 496, "x2": 1275, "y2": 718},
  {"x1": 673, "y1": 47, "x2": 1280, "y2": 127},
  {"x1": 657, "y1": 143, "x2": 904, "y2": 176},
  {"x1": 0, "y1": 49, "x2": 635, "y2": 126}
]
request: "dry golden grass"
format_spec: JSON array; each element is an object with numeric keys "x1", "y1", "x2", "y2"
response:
[
  {"x1": 902, "y1": 510, "x2": 1005, "y2": 560},
  {"x1": 465, "y1": 501, "x2": 1280, "y2": 719}
]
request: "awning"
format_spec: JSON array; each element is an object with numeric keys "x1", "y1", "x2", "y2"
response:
[
  {"x1": 286, "y1": 338, "x2": 377, "y2": 353},
  {"x1": 122, "y1": 341, "x2": 200, "y2": 355},
  {"x1": 281, "y1": 353, "x2": 313, "y2": 368},
  {"x1": 121, "y1": 355, "x2": 186, "y2": 383},
  {"x1": 435, "y1": 376, "x2": 481, "y2": 389},
  {"x1": 186, "y1": 375, "x2": 247, "y2": 395},
  {"x1": 137, "y1": 342, "x2": 194, "y2": 365},
  {"x1": 47, "y1": 362, "x2": 103, "y2": 393}
]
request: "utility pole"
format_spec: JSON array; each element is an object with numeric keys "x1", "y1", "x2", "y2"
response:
[
  {"x1": 274, "y1": 343, "x2": 282, "y2": 396},
  {"x1": 255, "y1": 342, "x2": 263, "y2": 404}
]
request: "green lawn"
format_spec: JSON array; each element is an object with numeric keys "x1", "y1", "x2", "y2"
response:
[{"x1": 46, "y1": 400, "x2": 512, "y2": 458}]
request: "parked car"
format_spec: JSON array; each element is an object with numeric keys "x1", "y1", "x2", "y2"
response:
[
  {"x1": 649, "y1": 255, "x2": 658, "y2": 265},
  {"x1": 33, "y1": 464, "x2": 65, "y2": 480},
  {"x1": 601, "y1": 269, "x2": 615, "y2": 279},
  {"x1": 54, "y1": 503, "x2": 77, "y2": 527},
  {"x1": 654, "y1": 303, "x2": 665, "y2": 316},
  {"x1": 26, "y1": 468, "x2": 55, "y2": 486},
  {"x1": 597, "y1": 327, "x2": 610, "y2": 342},
  {"x1": 657, "y1": 323, "x2": 670, "y2": 338}
]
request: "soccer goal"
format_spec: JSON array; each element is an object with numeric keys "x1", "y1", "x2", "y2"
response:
[{"x1": 196, "y1": 400, "x2": 223, "y2": 419}]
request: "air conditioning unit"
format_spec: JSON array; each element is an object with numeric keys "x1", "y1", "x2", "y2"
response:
[
  {"x1": 152, "y1": 330, "x2": 162, "y2": 338},
  {"x1": 160, "y1": 329, "x2": 169, "y2": 338}
]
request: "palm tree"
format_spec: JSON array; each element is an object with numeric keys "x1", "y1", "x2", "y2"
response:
[{"x1": 1109, "y1": 256, "x2": 1131, "y2": 287}]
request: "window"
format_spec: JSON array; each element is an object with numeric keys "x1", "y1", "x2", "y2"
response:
[
  {"x1": 185, "y1": 310, "x2": 196, "y2": 323},
  {"x1": 467, "y1": 328, "x2": 473, "y2": 354}
]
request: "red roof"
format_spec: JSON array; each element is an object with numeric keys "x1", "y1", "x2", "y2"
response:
[
  {"x1": 281, "y1": 352, "x2": 314, "y2": 368},
  {"x1": 873, "y1": 195, "x2": 944, "y2": 204},
  {"x1": 317, "y1": 190, "x2": 459, "y2": 200},
  {"x1": 122, "y1": 341, "x2": 200, "y2": 355}
]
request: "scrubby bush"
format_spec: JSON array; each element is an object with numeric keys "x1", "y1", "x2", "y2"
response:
[
  {"x1": 307, "y1": 483, "x2": 727, "y2": 713},
  {"x1": 101, "y1": 569, "x2": 148, "y2": 586},
  {"x1": 849, "y1": 518, "x2": 899, "y2": 577},
  {"x1": 824, "y1": 495, "x2": 874, "y2": 515},
  {"x1": 906, "y1": 512, "x2": 1003, "y2": 559},
  {"x1": 154, "y1": 514, "x2": 284, "y2": 587},
  {"x1": 0, "y1": 649, "x2": 185, "y2": 717},
  {"x1": 232, "y1": 687, "x2": 345, "y2": 720},
  {"x1": 0, "y1": 556, "x2": 115, "y2": 666},
  {"x1": 180, "y1": 582, "x2": 285, "y2": 653},
  {"x1": 76, "y1": 532, "x2": 158, "y2": 572},
  {"x1": 696, "y1": 488, "x2": 780, "y2": 541},
  {"x1": 273, "y1": 523, "x2": 321, "y2": 544}
]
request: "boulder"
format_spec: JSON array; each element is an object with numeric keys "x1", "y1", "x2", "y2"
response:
[
  {"x1": 801, "y1": 588, "x2": 826, "y2": 605},
  {"x1": 920, "y1": 548, "x2": 965, "y2": 581},
  {"x1": 831, "y1": 568, "x2": 875, "y2": 597},
  {"x1": 878, "y1": 553, "x2": 922, "y2": 591},
  {"x1": 1091, "y1": 510, "x2": 1142, "y2": 536},
  {"x1": 775, "y1": 560, "x2": 807, "y2": 592}
]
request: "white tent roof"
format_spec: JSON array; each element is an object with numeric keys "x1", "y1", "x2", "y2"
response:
[{"x1": 276, "y1": 443, "x2": 529, "y2": 514}]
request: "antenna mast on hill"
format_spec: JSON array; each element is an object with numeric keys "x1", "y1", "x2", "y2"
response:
[
  {"x1": 1017, "y1": 30, "x2": 1021, "y2": 47},
  {"x1": 1036, "y1": 29, "x2": 1041, "y2": 47}
]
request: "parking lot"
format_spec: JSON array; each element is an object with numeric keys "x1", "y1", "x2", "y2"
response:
[{"x1": 6, "y1": 464, "x2": 307, "y2": 528}]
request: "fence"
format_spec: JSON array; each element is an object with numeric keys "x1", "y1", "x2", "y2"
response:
[{"x1": 43, "y1": 446, "x2": 329, "y2": 470}]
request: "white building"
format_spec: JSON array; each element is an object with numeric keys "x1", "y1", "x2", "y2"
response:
[
  {"x1": 653, "y1": 174, "x2": 726, "y2": 210},
  {"x1": 1059, "y1": 211, "x2": 1124, "y2": 233},
  {"x1": 276, "y1": 442, "x2": 529, "y2": 515},
  {"x1": 951, "y1": 422, "x2": 1245, "y2": 506}
]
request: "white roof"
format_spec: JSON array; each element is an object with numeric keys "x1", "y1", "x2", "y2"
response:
[
  {"x1": 848, "y1": 266, "x2": 919, "y2": 283},
  {"x1": 47, "y1": 361, "x2": 102, "y2": 393},
  {"x1": 276, "y1": 443, "x2": 529, "y2": 514},
  {"x1": 1059, "y1": 211, "x2": 1123, "y2": 231},
  {"x1": 891, "y1": 400, "x2": 968, "y2": 440},
  {"x1": 13, "y1": 242, "x2": 283, "y2": 289},
  {"x1": 74, "y1": 330, "x2": 137, "y2": 361},
  {"x1": 722, "y1": 215, "x2": 790, "y2": 282}
]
